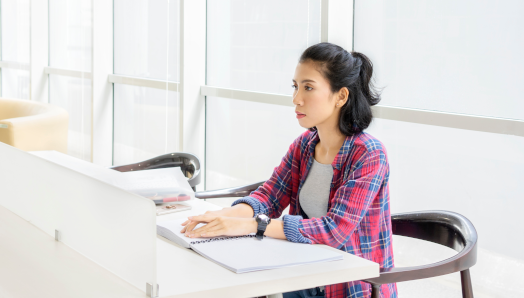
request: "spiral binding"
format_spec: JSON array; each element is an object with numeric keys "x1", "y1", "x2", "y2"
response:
[{"x1": 190, "y1": 234, "x2": 265, "y2": 245}]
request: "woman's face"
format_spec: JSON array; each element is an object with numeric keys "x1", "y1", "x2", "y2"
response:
[{"x1": 292, "y1": 60, "x2": 347, "y2": 130}]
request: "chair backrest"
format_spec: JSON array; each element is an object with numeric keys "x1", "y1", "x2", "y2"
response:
[
  {"x1": 364, "y1": 210, "x2": 477, "y2": 285},
  {"x1": 195, "y1": 180, "x2": 265, "y2": 199},
  {"x1": 111, "y1": 152, "x2": 201, "y2": 188}
]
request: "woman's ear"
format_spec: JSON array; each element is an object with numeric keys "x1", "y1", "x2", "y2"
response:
[{"x1": 336, "y1": 87, "x2": 349, "y2": 107}]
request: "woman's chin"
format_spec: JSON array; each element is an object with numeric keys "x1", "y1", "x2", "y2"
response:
[{"x1": 297, "y1": 120, "x2": 312, "y2": 129}]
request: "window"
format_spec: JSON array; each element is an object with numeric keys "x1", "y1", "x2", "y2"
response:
[
  {"x1": 205, "y1": 0, "x2": 320, "y2": 189},
  {"x1": 113, "y1": 0, "x2": 180, "y2": 165},
  {"x1": 49, "y1": 0, "x2": 93, "y2": 161},
  {"x1": 354, "y1": 0, "x2": 524, "y2": 120}
]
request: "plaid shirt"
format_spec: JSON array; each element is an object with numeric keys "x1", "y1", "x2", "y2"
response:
[{"x1": 233, "y1": 130, "x2": 397, "y2": 298}]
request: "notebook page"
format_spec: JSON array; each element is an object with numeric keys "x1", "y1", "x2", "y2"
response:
[
  {"x1": 191, "y1": 236, "x2": 343, "y2": 273},
  {"x1": 157, "y1": 217, "x2": 343, "y2": 273}
]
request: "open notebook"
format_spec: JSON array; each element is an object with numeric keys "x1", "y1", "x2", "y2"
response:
[{"x1": 157, "y1": 218, "x2": 343, "y2": 273}]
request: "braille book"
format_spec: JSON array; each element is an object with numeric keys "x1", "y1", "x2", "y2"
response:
[{"x1": 157, "y1": 218, "x2": 343, "y2": 273}]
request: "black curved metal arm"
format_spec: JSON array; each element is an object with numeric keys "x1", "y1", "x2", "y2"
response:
[
  {"x1": 195, "y1": 181, "x2": 265, "y2": 199},
  {"x1": 110, "y1": 152, "x2": 201, "y2": 189},
  {"x1": 364, "y1": 210, "x2": 477, "y2": 285}
]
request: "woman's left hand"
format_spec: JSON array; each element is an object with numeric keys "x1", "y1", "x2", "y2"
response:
[{"x1": 183, "y1": 215, "x2": 258, "y2": 238}]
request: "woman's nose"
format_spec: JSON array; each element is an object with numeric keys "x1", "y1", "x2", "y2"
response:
[{"x1": 292, "y1": 89, "x2": 303, "y2": 106}]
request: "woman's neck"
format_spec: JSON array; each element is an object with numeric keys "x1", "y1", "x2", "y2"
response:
[{"x1": 314, "y1": 124, "x2": 346, "y2": 165}]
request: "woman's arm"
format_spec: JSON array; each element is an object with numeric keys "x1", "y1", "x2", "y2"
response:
[
  {"x1": 181, "y1": 145, "x2": 388, "y2": 242},
  {"x1": 181, "y1": 215, "x2": 287, "y2": 240}
]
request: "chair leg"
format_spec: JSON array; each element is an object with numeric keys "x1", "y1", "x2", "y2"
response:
[
  {"x1": 371, "y1": 284, "x2": 380, "y2": 298},
  {"x1": 460, "y1": 269, "x2": 474, "y2": 298}
]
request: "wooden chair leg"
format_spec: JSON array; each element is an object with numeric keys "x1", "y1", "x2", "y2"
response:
[
  {"x1": 371, "y1": 284, "x2": 380, "y2": 298},
  {"x1": 460, "y1": 269, "x2": 474, "y2": 298}
]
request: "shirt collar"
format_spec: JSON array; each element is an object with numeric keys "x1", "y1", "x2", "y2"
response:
[{"x1": 307, "y1": 130, "x2": 353, "y2": 171}]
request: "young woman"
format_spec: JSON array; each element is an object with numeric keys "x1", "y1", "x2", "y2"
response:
[{"x1": 181, "y1": 43, "x2": 397, "y2": 298}]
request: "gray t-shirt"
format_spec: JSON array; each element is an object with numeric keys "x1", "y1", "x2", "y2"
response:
[{"x1": 299, "y1": 158, "x2": 333, "y2": 219}]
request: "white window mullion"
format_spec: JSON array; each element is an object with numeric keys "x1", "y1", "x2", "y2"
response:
[
  {"x1": 91, "y1": 0, "x2": 113, "y2": 166},
  {"x1": 180, "y1": 0, "x2": 206, "y2": 191},
  {"x1": 29, "y1": 0, "x2": 49, "y2": 103},
  {"x1": 326, "y1": 0, "x2": 354, "y2": 51}
]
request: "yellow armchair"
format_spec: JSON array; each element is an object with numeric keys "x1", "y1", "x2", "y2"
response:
[{"x1": 0, "y1": 98, "x2": 68, "y2": 153}]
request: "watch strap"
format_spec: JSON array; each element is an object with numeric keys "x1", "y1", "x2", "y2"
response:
[{"x1": 255, "y1": 215, "x2": 270, "y2": 240}]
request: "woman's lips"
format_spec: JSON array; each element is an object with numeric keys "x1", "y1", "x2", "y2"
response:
[{"x1": 296, "y1": 112, "x2": 306, "y2": 119}]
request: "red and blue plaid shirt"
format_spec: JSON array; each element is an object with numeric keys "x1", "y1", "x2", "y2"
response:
[{"x1": 233, "y1": 130, "x2": 397, "y2": 298}]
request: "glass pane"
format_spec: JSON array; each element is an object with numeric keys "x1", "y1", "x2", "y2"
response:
[
  {"x1": 0, "y1": 0, "x2": 30, "y2": 63},
  {"x1": 1, "y1": 68, "x2": 29, "y2": 99},
  {"x1": 206, "y1": 96, "x2": 306, "y2": 189},
  {"x1": 1, "y1": 0, "x2": 30, "y2": 100},
  {"x1": 114, "y1": 0, "x2": 180, "y2": 81},
  {"x1": 354, "y1": 0, "x2": 524, "y2": 120},
  {"x1": 49, "y1": 74, "x2": 92, "y2": 161},
  {"x1": 207, "y1": 0, "x2": 321, "y2": 95},
  {"x1": 49, "y1": 0, "x2": 92, "y2": 71},
  {"x1": 113, "y1": 84, "x2": 180, "y2": 166}
]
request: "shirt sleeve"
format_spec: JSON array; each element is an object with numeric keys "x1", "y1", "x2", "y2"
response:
[
  {"x1": 231, "y1": 133, "x2": 303, "y2": 218},
  {"x1": 282, "y1": 147, "x2": 389, "y2": 247}
]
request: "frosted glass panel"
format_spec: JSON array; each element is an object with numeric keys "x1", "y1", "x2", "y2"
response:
[
  {"x1": 365, "y1": 118, "x2": 524, "y2": 295},
  {"x1": 0, "y1": 144, "x2": 156, "y2": 293},
  {"x1": 1, "y1": 0, "x2": 30, "y2": 100},
  {"x1": 1, "y1": 68, "x2": 29, "y2": 99},
  {"x1": 113, "y1": 84, "x2": 179, "y2": 166},
  {"x1": 0, "y1": 0, "x2": 30, "y2": 62},
  {"x1": 49, "y1": 0, "x2": 92, "y2": 71},
  {"x1": 114, "y1": 0, "x2": 180, "y2": 81},
  {"x1": 49, "y1": 74, "x2": 92, "y2": 161},
  {"x1": 206, "y1": 97, "x2": 306, "y2": 189},
  {"x1": 207, "y1": 0, "x2": 321, "y2": 95},
  {"x1": 354, "y1": 0, "x2": 524, "y2": 120}
]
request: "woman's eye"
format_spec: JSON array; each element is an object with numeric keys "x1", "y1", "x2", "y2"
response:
[
  {"x1": 291, "y1": 85, "x2": 298, "y2": 90},
  {"x1": 305, "y1": 86, "x2": 313, "y2": 91}
]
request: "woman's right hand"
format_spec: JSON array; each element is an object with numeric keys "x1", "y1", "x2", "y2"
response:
[
  {"x1": 179, "y1": 209, "x2": 229, "y2": 234},
  {"x1": 180, "y1": 203, "x2": 254, "y2": 234}
]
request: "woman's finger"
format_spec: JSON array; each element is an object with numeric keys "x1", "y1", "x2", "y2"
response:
[
  {"x1": 189, "y1": 220, "x2": 220, "y2": 237},
  {"x1": 183, "y1": 220, "x2": 201, "y2": 234},
  {"x1": 192, "y1": 226, "x2": 224, "y2": 238},
  {"x1": 200, "y1": 228, "x2": 223, "y2": 237},
  {"x1": 188, "y1": 214, "x2": 216, "y2": 223},
  {"x1": 180, "y1": 220, "x2": 191, "y2": 233}
]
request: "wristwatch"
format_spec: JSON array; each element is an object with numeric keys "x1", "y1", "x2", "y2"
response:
[{"x1": 255, "y1": 214, "x2": 271, "y2": 240}]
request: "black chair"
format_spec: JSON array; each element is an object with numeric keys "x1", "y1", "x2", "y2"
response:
[
  {"x1": 195, "y1": 183, "x2": 478, "y2": 298},
  {"x1": 110, "y1": 152, "x2": 201, "y2": 191},
  {"x1": 364, "y1": 210, "x2": 477, "y2": 298}
]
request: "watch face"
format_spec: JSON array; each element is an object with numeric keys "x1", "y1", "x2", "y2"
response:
[{"x1": 259, "y1": 214, "x2": 269, "y2": 222}]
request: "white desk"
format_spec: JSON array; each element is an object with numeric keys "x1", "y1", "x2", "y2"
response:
[
  {"x1": 156, "y1": 200, "x2": 379, "y2": 297},
  {"x1": 0, "y1": 198, "x2": 379, "y2": 298}
]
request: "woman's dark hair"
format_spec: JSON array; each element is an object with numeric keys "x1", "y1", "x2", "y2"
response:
[{"x1": 299, "y1": 42, "x2": 381, "y2": 136}]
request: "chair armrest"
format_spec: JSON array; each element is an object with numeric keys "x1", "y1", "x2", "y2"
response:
[
  {"x1": 0, "y1": 109, "x2": 69, "y2": 153},
  {"x1": 363, "y1": 239, "x2": 477, "y2": 285},
  {"x1": 195, "y1": 181, "x2": 265, "y2": 199}
]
